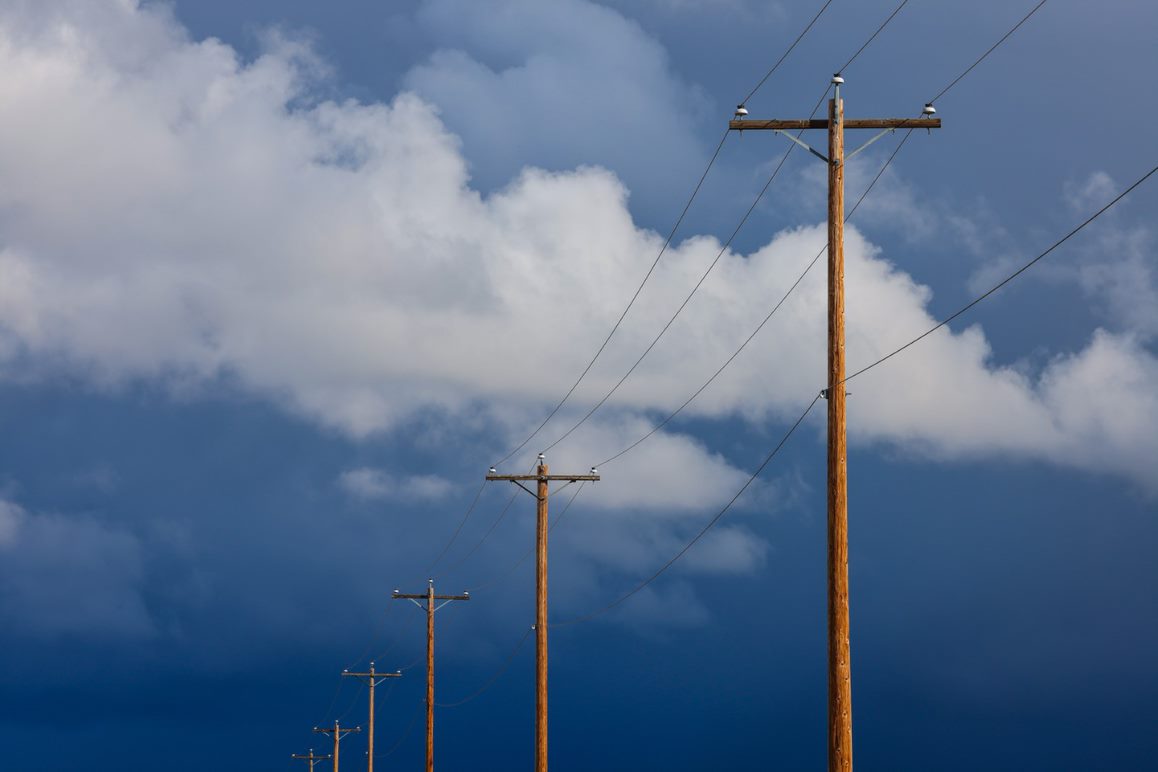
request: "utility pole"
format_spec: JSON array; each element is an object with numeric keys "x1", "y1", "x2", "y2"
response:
[
  {"x1": 392, "y1": 579, "x2": 469, "y2": 772},
  {"x1": 292, "y1": 749, "x2": 332, "y2": 772},
  {"x1": 730, "y1": 76, "x2": 940, "y2": 772},
  {"x1": 487, "y1": 454, "x2": 599, "y2": 772},
  {"x1": 342, "y1": 661, "x2": 402, "y2": 772},
  {"x1": 313, "y1": 720, "x2": 361, "y2": 772}
]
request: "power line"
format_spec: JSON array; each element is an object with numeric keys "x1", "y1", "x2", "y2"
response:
[
  {"x1": 493, "y1": 0, "x2": 840, "y2": 470},
  {"x1": 433, "y1": 489, "x2": 520, "y2": 581},
  {"x1": 554, "y1": 394, "x2": 821, "y2": 627},
  {"x1": 929, "y1": 0, "x2": 1049, "y2": 104},
  {"x1": 467, "y1": 481, "x2": 589, "y2": 593},
  {"x1": 424, "y1": 479, "x2": 488, "y2": 575},
  {"x1": 586, "y1": 0, "x2": 1055, "y2": 468},
  {"x1": 842, "y1": 163, "x2": 1158, "y2": 386},
  {"x1": 595, "y1": 129, "x2": 914, "y2": 469},
  {"x1": 434, "y1": 626, "x2": 534, "y2": 708},
  {"x1": 491, "y1": 130, "x2": 730, "y2": 468},
  {"x1": 537, "y1": 0, "x2": 918, "y2": 455},
  {"x1": 837, "y1": 0, "x2": 910, "y2": 74},
  {"x1": 740, "y1": 0, "x2": 835, "y2": 105}
]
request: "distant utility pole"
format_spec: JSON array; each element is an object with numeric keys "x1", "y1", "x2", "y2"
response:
[
  {"x1": 729, "y1": 75, "x2": 941, "y2": 772},
  {"x1": 313, "y1": 720, "x2": 361, "y2": 772},
  {"x1": 292, "y1": 749, "x2": 332, "y2": 772},
  {"x1": 342, "y1": 661, "x2": 402, "y2": 772},
  {"x1": 392, "y1": 579, "x2": 470, "y2": 772},
  {"x1": 487, "y1": 454, "x2": 599, "y2": 772}
]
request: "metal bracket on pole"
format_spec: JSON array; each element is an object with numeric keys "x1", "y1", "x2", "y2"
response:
[
  {"x1": 774, "y1": 129, "x2": 829, "y2": 163},
  {"x1": 846, "y1": 127, "x2": 895, "y2": 162}
]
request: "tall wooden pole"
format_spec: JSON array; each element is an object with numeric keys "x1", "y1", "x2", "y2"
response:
[
  {"x1": 728, "y1": 75, "x2": 939, "y2": 772},
  {"x1": 342, "y1": 663, "x2": 401, "y2": 772},
  {"x1": 313, "y1": 722, "x2": 359, "y2": 772},
  {"x1": 485, "y1": 461, "x2": 598, "y2": 772},
  {"x1": 535, "y1": 463, "x2": 550, "y2": 772},
  {"x1": 392, "y1": 582, "x2": 468, "y2": 772},
  {"x1": 293, "y1": 750, "x2": 331, "y2": 772},
  {"x1": 368, "y1": 673, "x2": 375, "y2": 772},
  {"x1": 426, "y1": 581, "x2": 435, "y2": 772},
  {"x1": 826, "y1": 92, "x2": 853, "y2": 772}
]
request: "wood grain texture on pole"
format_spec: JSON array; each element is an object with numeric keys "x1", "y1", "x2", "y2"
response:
[
  {"x1": 367, "y1": 676, "x2": 374, "y2": 772},
  {"x1": 427, "y1": 582, "x2": 435, "y2": 772},
  {"x1": 827, "y1": 95, "x2": 853, "y2": 772},
  {"x1": 536, "y1": 463, "x2": 550, "y2": 772}
]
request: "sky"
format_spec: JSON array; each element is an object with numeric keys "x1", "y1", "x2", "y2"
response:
[{"x1": 0, "y1": 0, "x2": 1156, "y2": 769}]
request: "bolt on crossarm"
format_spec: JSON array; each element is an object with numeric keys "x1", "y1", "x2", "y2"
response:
[
  {"x1": 342, "y1": 661, "x2": 402, "y2": 772},
  {"x1": 730, "y1": 75, "x2": 941, "y2": 772},
  {"x1": 486, "y1": 454, "x2": 600, "y2": 772}
]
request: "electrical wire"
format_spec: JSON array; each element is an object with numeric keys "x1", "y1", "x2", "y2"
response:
[
  {"x1": 836, "y1": 0, "x2": 910, "y2": 74},
  {"x1": 740, "y1": 0, "x2": 835, "y2": 105},
  {"x1": 373, "y1": 700, "x2": 424, "y2": 760},
  {"x1": 585, "y1": 0, "x2": 1054, "y2": 467},
  {"x1": 841, "y1": 163, "x2": 1158, "y2": 386},
  {"x1": 491, "y1": 130, "x2": 730, "y2": 468},
  {"x1": 554, "y1": 394, "x2": 821, "y2": 627},
  {"x1": 433, "y1": 489, "x2": 520, "y2": 581},
  {"x1": 467, "y1": 481, "x2": 589, "y2": 593},
  {"x1": 434, "y1": 626, "x2": 535, "y2": 708},
  {"x1": 493, "y1": 0, "x2": 840, "y2": 470},
  {"x1": 929, "y1": 0, "x2": 1049, "y2": 104},
  {"x1": 424, "y1": 478, "x2": 487, "y2": 575},
  {"x1": 595, "y1": 129, "x2": 914, "y2": 469},
  {"x1": 539, "y1": 0, "x2": 920, "y2": 456}
]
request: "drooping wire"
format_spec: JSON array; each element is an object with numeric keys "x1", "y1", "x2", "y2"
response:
[
  {"x1": 373, "y1": 700, "x2": 423, "y2": 760},
  {"x1": 595, "y1": 129, "x2": 915, "y2": 469},
  {"x1": 491, "y1": 130, "x2": 730, "y2": 468},
  {"x1": 433, "y1": 489, "x2": 520, "y2": 581},
  {"x1": 841, "y1": 164, "x2": 1158, "y2": 386},
  {"x1": 576, "y1": 0, "x2": 1051, "y2": 465},
  {"x1": 434, "y1": 625, "x2": 535, "y2": 708},
  {"x1": 539, "y1": 0, "x2": 921, "y2": 456},
  {"x1": 424, "y1": 478, "x2": 488, "y2": 575},
  {"x1": 538, "y1": 87, "x2": 830, "y2": 456},
  {"x1": 740, "y1": 0, "x2": 836, "y2": 105},
  {"x1": 467, "y1": 481, "x2": 588, "y2": 594},
  {"x1": 836, "y1": 0, "x2": 910, "y2": 74},
  {"x1": 928, "y1": 0, "x2": 1049, "y2": 104},
  {"x1": 492, "y1": 0, "x2": 839, "y2": 470},
  {"x1": 554, "y1": 394, "x2": 822, "y2": 627}
]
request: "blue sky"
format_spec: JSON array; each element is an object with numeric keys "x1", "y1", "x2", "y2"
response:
[{"x1": 0, "y1": 1, "x2": 1156, "y2": 769}]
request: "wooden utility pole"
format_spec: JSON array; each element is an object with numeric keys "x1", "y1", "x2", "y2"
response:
[
  {"x1": 342, "y1": 662, "x2": 402, "y2": 772},
  {"x1": 392, "y1": 580, "x2": 469, "y2": 772},
  {"x1": 292, "y1": 749, "x2": 332, "y2": 772},
  {"x1": 313, "y1": 720, "x2": 360, "y2": 772},
  {"x1": 487, "y1": 455, "x2": 600, "y2": 772},
  {"x1": 729, "y1": 75, "x2": 940, "y2": 772}
]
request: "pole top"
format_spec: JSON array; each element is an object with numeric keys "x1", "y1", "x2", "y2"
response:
[{"x1": 832, "y1": 72, "x2": 844, "y2": 85}]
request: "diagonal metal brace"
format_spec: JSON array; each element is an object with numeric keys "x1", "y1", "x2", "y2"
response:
[
  {"x1": 846, "y1": 127, "x2": 895, "y2": 162},
  {"x1": 775, "y1": 129, "x2": 829, "y2": 163}
]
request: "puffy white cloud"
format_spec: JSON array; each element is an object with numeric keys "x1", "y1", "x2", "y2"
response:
[
  {"x1": 338, "y1": 468, "x2": 454, "y2": 501},
  {"x1": 403, "y1": 0, "x2": 709, "y2": 205},
  {"x1": 0, "y1": 0, "x2": 1154, "y2": 524}
]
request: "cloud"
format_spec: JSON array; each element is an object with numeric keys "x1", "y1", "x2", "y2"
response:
[
  {"x1": 338, "y1": 468, "x2": 454, "y2": 501},
  {"x1": 0, "y1": 497, "x2": 155, "y2": 639},
  {"x1": 403, "y1": 0, "x2": 709, "y2": 205},
  {"x1": 0, "y1": 0, "x2": 1154, "y2": 507}
]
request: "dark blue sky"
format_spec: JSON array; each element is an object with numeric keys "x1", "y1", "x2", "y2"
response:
[{"x1": 0, "y1": 1, "x2": 1156, "y2": 770}]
